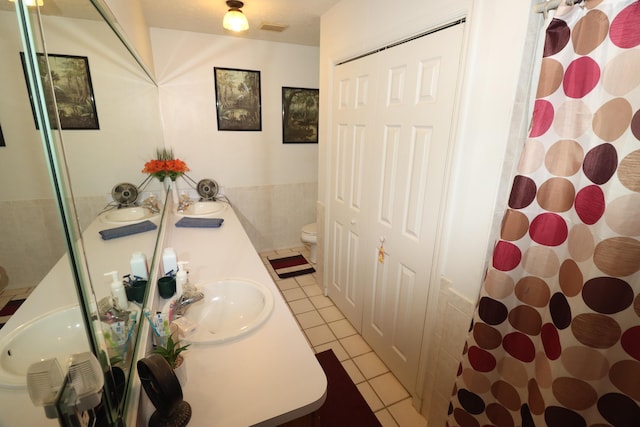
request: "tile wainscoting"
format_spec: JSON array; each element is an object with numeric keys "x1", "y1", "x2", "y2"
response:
[
  {"x1": 226, "y1": 182, "x2": 317, "y2": 253},
  {"x1": 421, "y1": 278, "x2": 476, "y2": 426}
]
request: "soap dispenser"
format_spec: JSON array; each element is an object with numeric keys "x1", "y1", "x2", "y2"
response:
[
  {"x1": 175, "y1": 261, "x2": 189, "y2": 296},
  {"x1": 105, "y1": 271, "x2": 128, "y2": 310}
]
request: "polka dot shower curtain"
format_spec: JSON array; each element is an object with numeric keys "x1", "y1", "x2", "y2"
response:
[{"x1": 448, "y1": 1, "x2": 640, "y2": 427}]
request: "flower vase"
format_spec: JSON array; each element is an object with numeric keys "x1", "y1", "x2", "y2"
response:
[{"x1": 170, "y1": 179, "x2": 179, "y2": 205}]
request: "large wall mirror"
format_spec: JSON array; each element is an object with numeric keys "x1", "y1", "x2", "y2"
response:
[{"x1": 0, "y1": 0, "x2": 164, "y2": 424}]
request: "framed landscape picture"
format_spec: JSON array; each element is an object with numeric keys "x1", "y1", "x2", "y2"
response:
[
  {"x1": 214, "y1": 67, "x2": 262, "y2": 131},
  {"x1": 21, "y1": 53, "x2": 99, "y2": 130},
  {"x1": 282, "y1": 87, "x2": 319, "y2": 144}
]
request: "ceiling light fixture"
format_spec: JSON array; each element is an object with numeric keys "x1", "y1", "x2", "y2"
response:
[
  {"x1": 9, "y1": 0, "x2": 44, "y2": 6},
  {"x1": 223, "y1": 0, "x2": 249, "y2": 32}
]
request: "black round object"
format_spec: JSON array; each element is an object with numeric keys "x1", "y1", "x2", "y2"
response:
[{"x1": 137, "y1": 354, "x2": 191, "y2": 426}]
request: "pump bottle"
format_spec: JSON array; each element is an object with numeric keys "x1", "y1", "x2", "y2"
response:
[
  {"x1": 162, "y1": 247, "x2": 178, "y2": 276},
  {"x1": 105, "y1": 271, "x2": 128, "y2": 310},
  {"x1": 176, "y1": 261, "x2": 189, "y2": 296}
]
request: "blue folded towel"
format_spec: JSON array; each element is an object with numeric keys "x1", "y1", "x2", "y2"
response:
[
  {"x1": 99, "y1": 220, "x2": 157, "y2": 240},
  {"x1": 175, "y1": 217, "x2": 224, "y2": 228}
]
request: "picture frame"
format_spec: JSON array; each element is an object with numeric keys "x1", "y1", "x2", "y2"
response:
[
  {"x1": 20, "y1": 53, "x2": 99, "y2": 130},
  {"x1": 214, "y1": 67, "x2": 262, "y2": 131},
  {"x1": 282, "y1": 87, "x2": 319, "y2": 144}
]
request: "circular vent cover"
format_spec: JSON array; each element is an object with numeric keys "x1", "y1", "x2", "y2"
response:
[
  {"x1": 197, "y1": 179, "x2": 219, "y2": 200},
  {"x1": 111, "y1": 183, "x2": 139, "y2": 205}
]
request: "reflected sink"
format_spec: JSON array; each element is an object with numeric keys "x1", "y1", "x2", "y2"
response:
[
  {"x1": 167, "y1": 278, "x2": 274, "y2": 344},
  {"x1": 0, "y1": 305, "x2": 89, "y2": 388},
  {"x1": 177, "y1": 201, "x2": 227, "y2": 217},
  {"x1": 100, "y1": 206, "x2": 159, "y2": 224}
]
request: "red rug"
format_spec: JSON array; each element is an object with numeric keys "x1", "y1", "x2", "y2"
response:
[
  {"x1": 314, "y1": 349, "x2": 382, "y2": 427},
  {"x1": 0, "y1": 298, "x2": 25, "y2": 316},
  {"x1": 268, "y1": 254, "x2": 315, "y2": 279}
]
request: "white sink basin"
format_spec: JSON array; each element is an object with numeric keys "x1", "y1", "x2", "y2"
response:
[
  {"x1": 0, "y1": 305, "x2": 90, "y2": 388},
  {"x1": 100, "y1": 207, "x2": 159, "y2": 224},
  {"x1": 167, "y1": 279, "x2": 274, "y2": 344},
  {"x1": 177, "y1": 201, "x2": 227, "y2": 217}
]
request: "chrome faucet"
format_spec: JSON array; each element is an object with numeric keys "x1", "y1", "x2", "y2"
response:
[
  {"x1": 177, "y1": 194, "x2": 192, "y2": 213},
  {"x1": 141, "y1": 196, "x2": 160, "y2": 214},
  {"x1": 173, "y1": 287, "x2": 204, "y2": 317}
]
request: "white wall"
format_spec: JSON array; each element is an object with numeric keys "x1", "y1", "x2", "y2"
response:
[
  {"x1": 149, "y1": 29, "x2": 320, "y2": 251},
  {"x1": 150, "y1": 28, "x2": 319, "y2": 188},
  {"x1": 0, "y1": 11, "x2": 52, "y2": 201},
  {"x1": 104, "y1": 0, "x2": 156, "y2": 77}
]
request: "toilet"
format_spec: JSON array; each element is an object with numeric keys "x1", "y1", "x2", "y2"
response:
[{"x1": 300, "y1": 223, "x2": 318, "y2": 264}]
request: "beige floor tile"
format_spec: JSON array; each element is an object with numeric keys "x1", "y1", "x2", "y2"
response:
[
  {"x1": 340, "y1": 334, "x2": 372, "y2": 358},
  {"x1": 328, "y1": 318, "x2": 357, "y2": 339},
  {"x1": 295, "y1": 274, "x2": 317, "y2": 287},
  {"x1": 370, "y1": 373, "x2": 410, "y2": 406},
  {"x1": 375, "y1": 409, "x2": 399, "y2": 427},
  {"x1": 353, "y1": 351, "x2": 389, "y2": 379},
  {"x1": 282, "y1": 287, "x2": 307, "y2": 302},
  {"x1": 304, "y1": 324, "x2": 336, "y2": 347},
  {"x1": 0, "y1": 296, "x2": 10, "y2": 308},
  {"x1": 388, "y1": 398, "x2": 427, "y2": 427},
  {"x1": 276, "y1": 278, "x2": 300, "y2": 291},
  {"x1": 356, "y1": 381, "x2": 385, "y2": 412},
  {"x1": 288, "y1": 298, "x2": 316, "y2": 314},
  {"x1": 314, "y1": 340, "x2": 349, "y2": 361},
  {"x1": 341, "y1": 359, "x2": 365, "y2": 384},
  {"x1": 310, "y1": 294, "x2": 334, "y2": 309},
  {"x1": 301, "y1": 284, "x2": 323, "y2": 298},
  {"x1": 296, "y1": 311, "x2": 325, "y2": 329},
  {"x1": 318, "y1": 305, "x2": 344, "y2": 322}
]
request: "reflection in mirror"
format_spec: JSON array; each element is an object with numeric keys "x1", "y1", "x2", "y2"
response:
[{"x1": 0, "y1": 0, "x2": 165, "y2": 425}]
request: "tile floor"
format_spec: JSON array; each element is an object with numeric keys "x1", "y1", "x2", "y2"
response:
[
  {"x1": 261, "y1": 247, "x2": 428, "y2": 427},
  {"x1": 0, "y1": 286, "x2": 34, "y2": 329}
]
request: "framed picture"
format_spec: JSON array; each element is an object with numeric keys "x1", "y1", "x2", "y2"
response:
[
  {"x1": 282, "y1": 87, "x2": 319, "y2": 144},
  {"x1": 20, "y1": 53, "x2": 99, "y2": 130},
  {"x1": 214, "y1": 67, "x2": 262, "y2": 131}
]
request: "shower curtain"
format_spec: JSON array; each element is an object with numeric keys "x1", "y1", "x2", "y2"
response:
[{"x1": 448, "y1": 1, "x2": 640, "y2": 426}]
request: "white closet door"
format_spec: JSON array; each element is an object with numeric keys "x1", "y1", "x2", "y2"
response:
[
  {"x1": 328, "y1": 22, "x2": 464, "y2": 393},
  {"x1": 362, "y1": 23, "x2": 465, "y2": 392},
  {"x1": 327, "y1": 55, "x2": 379, "y2": 329}
]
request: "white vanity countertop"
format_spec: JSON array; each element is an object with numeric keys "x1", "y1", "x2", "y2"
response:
[
  {"x1": 0, "y1": 211, "x2": 160, "y2": 427},
  {"x1": 142, "y1": 204, "x2": 327, "y2": 426}
]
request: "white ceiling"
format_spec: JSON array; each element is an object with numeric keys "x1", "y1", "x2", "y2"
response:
[
  {"x1": 138, "y1": 0, "x2": 342, "y2": 46},
  {"x1": 1, "y1": 0, "x2": 342, "y2": 47}
]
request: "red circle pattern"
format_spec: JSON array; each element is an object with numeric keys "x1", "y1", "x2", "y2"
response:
[{"x1": 448, "y1": 2, "x2": 640, "y2": 426}]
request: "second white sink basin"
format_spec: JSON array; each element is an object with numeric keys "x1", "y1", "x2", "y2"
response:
[
  {"x1": 177, "y1": 201, "x2": 227, "y2": 217},
  {"x1": 169, "y1": 279, "x2": 274, "y2": 344},
  {"x1": 100, "y1": 207, "x2": 159, "y2": 224},
  {"x1": 0, "y1": 305, "x2": 89, "y2": 388}
]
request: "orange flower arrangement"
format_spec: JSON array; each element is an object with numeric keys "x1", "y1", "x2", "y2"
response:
[{"x1": 142, "y1": 149, "x2": 189, "y2": 181}]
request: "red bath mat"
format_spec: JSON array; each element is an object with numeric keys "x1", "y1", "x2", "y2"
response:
[
  {"x1": 0, "y1": 298, "x2": 26, "y2": 316},
  {"x1": 268, "y1": 253, "x2": 315, "y2": 279}
]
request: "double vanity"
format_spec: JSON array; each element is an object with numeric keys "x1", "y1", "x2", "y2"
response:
[{"x1": 0, "y1": 199, "x2": 326, "y2": 426}]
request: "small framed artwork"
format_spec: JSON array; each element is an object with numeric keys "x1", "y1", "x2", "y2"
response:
[
  {"x1": 0, "y1": 125, "x2": 5, "y2": 147},
  {"x1": 282, "y1": 87, "x2": 319, "y2": 144},
  {"x1": 20, "y1": 53, "x2": 99, "y2": 130},
  {"x1": 214, "y1": 67, "x2": 262, "y2": 131}
]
